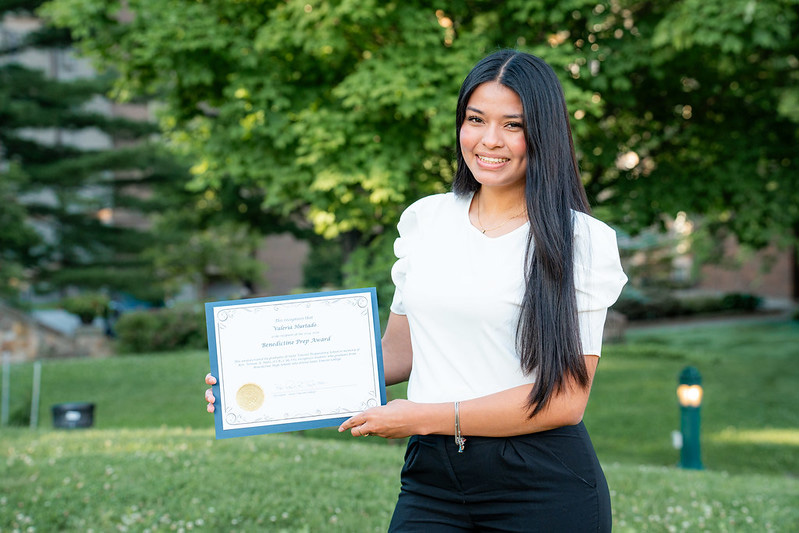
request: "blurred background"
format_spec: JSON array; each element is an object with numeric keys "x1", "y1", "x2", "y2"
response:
[
  {"x1": 1, "y1": 2, "x2": 798, "y2": 531},
  {"x1": 1, "y1": 0, "x2": 796, "y2": 359}
]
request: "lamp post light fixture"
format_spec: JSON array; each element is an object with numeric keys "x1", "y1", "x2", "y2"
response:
[{"x1": 677, "y1": 366, "x2": 704, "y2": 470}]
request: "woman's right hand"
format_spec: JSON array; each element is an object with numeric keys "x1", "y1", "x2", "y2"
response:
[{"x1": 205, "y1": 373, "x2": 217, "y2": 413}]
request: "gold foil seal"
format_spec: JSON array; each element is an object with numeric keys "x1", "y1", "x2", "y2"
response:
[{"x1": 236, "y1": 383, "x2": 265, "y2": 411}]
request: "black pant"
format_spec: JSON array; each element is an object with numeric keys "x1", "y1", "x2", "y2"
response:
[{"x1": 388, "y1": 422, "x2": 611, "y2": 532}]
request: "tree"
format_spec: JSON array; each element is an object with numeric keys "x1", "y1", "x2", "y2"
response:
[
  {"x1": 572, "y1": 0, "x2": 798, "y2": 249},
  {"x1": 40, "y1": 0, "x2": 799, "y2": 298},
  {"x1": 1, "y1": 1, "x2": 273, "y2": 303},
  {"x1": 0, "y1": 2, "x2": 175, "y2": 301},
  {"x1": 0, "y1": 162, "x2": 41, "y2": 302},
  {"x1": 573, "y1": 0, "x2": 799, "y2": 296}
]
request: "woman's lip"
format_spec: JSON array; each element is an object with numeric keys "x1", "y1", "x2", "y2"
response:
[{"x1": 476, "y1": 154, "x2": 510, "y2": 168}]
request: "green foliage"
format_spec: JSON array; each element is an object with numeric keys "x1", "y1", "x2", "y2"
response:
[
  {"x1": 612, "y1": 290, "x2": 763, "y2": 321},
  {"x1": 302, "y1": 238, "x2": 344, "y2": 290},
  {"x1": 719, "y1": 292, "x2": 762, "y2": 312},
  {"x1": 342, "y1": 230, "x2": 399, "y2": 324},
  {"x1": 0, "y1": 163, "x2": 40, "y2": 300},
  {"x1": 1, "y1": 1, "x2": 278, "y2": 304},
  {"x1": 39, "y1": 0, "x2": 799, "y2": 286},
  {"x1": 0, "y1": 1, "x2": 196, "y2": 301},
  {"x1": 585, "y1": 0, "x2": 799, "y2": 248},
  {"x1": 145, "y1": 215, "x2": 265, "y2": 299},
  {"x1": 652, "y1": 0, "x2": 794, "y2": 53},
  {"x1": 60, "y1": 291, "x2": 110, "y2": 324},
  {"x1": 114, "y1": 305, "x2": 206, "y2": 353}
]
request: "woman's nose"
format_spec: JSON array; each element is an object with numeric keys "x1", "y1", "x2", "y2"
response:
[{"x1": 481, "y1": 124, "x2": 504, "y2": 148}]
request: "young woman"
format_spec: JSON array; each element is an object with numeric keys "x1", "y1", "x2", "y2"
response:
[{"x1": 207, "y1": 50, "x2": 627, "y2": 532}]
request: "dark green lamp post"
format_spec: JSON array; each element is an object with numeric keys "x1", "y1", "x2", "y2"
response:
[{"x1": 677, "y1": 366, "x2": 704, "y2": 470}]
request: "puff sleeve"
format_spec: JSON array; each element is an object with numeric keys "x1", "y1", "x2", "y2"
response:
[
  {"x1": 573, "y1": 213, "x2": 628, "y2": 356},
  {"x1": 389, "y1": 202, "x2": 421, "y2": 315}
]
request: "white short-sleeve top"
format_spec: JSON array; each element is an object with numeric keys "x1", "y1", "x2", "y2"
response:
[{"x1": 390, "y1": 192, "x2": 627, "y2": 403}]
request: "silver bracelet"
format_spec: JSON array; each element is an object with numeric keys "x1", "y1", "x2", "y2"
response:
[{"x1": 454, "y1": 401, "x2": 466, "y2": 453}]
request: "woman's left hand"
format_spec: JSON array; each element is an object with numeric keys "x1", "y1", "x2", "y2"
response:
[{"x1": 338, "y1": 399, "x2": 424, "y2": 439}]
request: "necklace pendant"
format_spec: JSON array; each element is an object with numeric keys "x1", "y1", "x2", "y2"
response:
[{"x1": 481, "y1": 229, "x2": 487, "y2": 234}]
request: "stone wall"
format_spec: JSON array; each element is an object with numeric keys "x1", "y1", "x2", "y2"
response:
[{"x1": 0, "y1": 303, "x2": 109, "y2": 362}]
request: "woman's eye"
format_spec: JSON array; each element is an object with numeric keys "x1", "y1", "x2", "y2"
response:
[
  {"x1": 507, "y1": 122, "x2": 523, "y2": 129},
  {"x1": 467, "y1": 116, "x2": 483, "y2": 124}
]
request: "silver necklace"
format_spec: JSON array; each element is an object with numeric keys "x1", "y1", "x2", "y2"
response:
[{"x1": 475, "y1": 193, "x2": 526, "y2": 234}]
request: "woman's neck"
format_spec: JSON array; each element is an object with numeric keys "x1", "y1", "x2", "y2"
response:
[
  {"x1": 475, "y1": 185, "x2": 526, "y2": 218},
  {"x1": 470, "y1": 186, "x2": 528, "y2": 236}
]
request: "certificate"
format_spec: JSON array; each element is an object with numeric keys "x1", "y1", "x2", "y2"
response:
[{"x1": 205, "y1": 288, "x2": 386, "y2": 439}]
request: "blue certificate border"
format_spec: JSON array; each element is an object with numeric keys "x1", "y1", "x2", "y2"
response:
[{"x1": 205, "y1": 287, "x2": 386, "y2": 440}]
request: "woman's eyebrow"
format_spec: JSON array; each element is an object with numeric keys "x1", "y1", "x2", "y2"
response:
[{"x1": 465, "y1": 106, "x2": 523, "y2": 119}]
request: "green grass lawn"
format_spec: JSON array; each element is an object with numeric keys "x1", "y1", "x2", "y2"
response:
[
  {"x1": 2, "y1": 427, "x2": 797, "y2": 532},
  {"x1": 2, "y1": 319, "x2": 798, "y2": 531},
  {"x1": 590, "y1": 319, "x2": 799, "y2": 474}
]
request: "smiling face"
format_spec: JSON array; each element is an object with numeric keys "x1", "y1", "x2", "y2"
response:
[{"x1": 459, "y1": 82, "x2": 528, "y2": 193}]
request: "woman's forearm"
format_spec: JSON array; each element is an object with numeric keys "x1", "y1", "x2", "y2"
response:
[
  {"x1": 417, "y1": 355, "x2": 599, "y2": 437},
  {"x1": 340, "y1": 355, "x2": 598, "y2": 440}
]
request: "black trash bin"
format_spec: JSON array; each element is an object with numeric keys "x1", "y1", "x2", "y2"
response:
[{"x1": 52, "y1": 402, "x2": 95, "y2": 429}]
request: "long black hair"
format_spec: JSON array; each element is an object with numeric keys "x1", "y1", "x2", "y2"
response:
[{"x1": 452, "y1": 50, "x2": 591, "y2": 416}]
